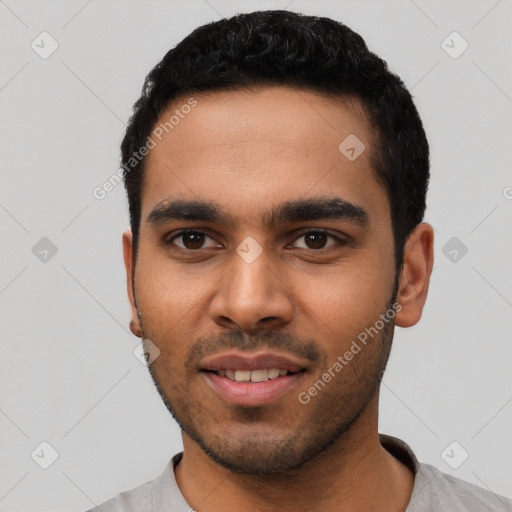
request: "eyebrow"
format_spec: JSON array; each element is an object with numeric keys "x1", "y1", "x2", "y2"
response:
[{"x1": 146, "y1": 196, "x2": 369, "y2": 228}]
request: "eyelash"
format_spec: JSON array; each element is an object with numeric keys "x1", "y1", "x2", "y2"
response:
[{"x1": 163, "y1": 229, "x2": 347, "y2": 252}]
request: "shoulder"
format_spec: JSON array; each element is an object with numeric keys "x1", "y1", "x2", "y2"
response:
[
  {"x1": 84, "y1": 452, "x2": 191, "y2": 512},
  {"x1": 84, "y1": 454, "x2": 185, "y2": 512},
  {"x1": 85, "y1": 479, "x2": 152, "y2": 512},
  {"x1": 410, "y1": 463, "x2": 512, "y2": 511}
]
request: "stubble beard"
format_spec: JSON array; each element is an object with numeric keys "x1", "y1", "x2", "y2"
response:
[{"x1": 143, "y1": 301, "x2": 396, "y2": 475}]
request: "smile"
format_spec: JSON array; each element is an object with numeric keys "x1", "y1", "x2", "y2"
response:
[
  {"x1": 202, "y1": 369, "x2": 306, "y2": 406},
  {"x1": 210, "y1": 368, "x2": 298, "y2": 382}
]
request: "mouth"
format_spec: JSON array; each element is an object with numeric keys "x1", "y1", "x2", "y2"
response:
[
  {"x1": 203, "y1": 368, "x2": 303, "y2": 382},
  {"x1": 199, "y1": 351, "x2": 309, "y2": 406}
]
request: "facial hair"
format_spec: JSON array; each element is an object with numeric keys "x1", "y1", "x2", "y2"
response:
[{"x1": 141, "y1": 289, "x2": 398, "y2": 475}]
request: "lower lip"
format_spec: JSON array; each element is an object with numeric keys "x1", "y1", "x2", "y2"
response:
[{"x1": 203, "y1": 371, "x2": 305, "y2": 407}]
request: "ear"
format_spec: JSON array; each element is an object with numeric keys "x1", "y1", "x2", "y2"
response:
[
  {"x1": 122, "y1": 230, "x2": 142, "y2": 337},
  {"x1": 394, "y1": 222, "x2": 434, "y2": 328}
]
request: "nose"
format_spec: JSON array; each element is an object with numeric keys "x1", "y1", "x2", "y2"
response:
[{"x1": 209, "y1": 247, "x2": 294, "y2": 332}]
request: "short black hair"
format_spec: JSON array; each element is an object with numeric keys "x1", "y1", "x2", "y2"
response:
[{"x1": 121, "y1": 10, "x2": 429, "y2": 270}]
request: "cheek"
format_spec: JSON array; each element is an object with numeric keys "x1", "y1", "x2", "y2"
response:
[
  {"x1": 134, "y1": 253, "x2": 211, "y2": 316},
  {"x1": 133, "y1": 254, "x2": 225, "y2": 361},
  {"x1": 294, "y1": 258, "x2": 393, "y2": 345}
]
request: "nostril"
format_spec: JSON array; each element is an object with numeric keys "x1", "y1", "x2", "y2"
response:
[{"x1": 260, "y1": 316, "x2": 278, "y2": 323}]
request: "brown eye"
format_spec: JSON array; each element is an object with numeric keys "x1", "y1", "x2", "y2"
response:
[
  {"x1": 182, "y1": 232, "x2": 205, "y2": 249},
  {"x1": 303, "y1": 232, "x2": 328, "y2": 249},
  {"x1": 292, "y1": 231, "x2": 342, "y2": 250},
  {"x1": 169, "y1": 231, "x2": 219, "y2": 250}
]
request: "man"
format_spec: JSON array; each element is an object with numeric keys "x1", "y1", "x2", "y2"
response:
[{"x1": 89, "y1": 10, "x2": 511, "y2": 512}]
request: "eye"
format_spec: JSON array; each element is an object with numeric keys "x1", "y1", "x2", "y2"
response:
[
  {"x1": 167, "y1": 230, "x2": 220, "y2": 250},
  {"x1": 291, "y1": 230, "x2": 345, "y2": 250}
]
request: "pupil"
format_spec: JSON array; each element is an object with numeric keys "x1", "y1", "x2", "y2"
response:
[
  {"x1": 305, "y1": 232, "x2": 327, "y2": 249},
  {"x1": 184, "y1": 232, "x2": 204, "y2": 249}
]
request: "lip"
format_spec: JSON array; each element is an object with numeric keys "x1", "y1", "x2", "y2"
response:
[
  {"x1": 200, "y1": 351, "x2": 309, "y2": 372},
  {"x1": 200, "y1": 350, "x2": 309, "y2": 407},
  {"x1": 203, "y1": 370, "x2": 306, "y2": 407}
]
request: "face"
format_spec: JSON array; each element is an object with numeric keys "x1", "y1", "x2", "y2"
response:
[{"x1": 124, "y1": 86, "x2": 401, "y2": 473}]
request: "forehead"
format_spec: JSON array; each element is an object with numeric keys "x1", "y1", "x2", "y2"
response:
[{"x1": 141, "y1": 86, "x2": 388, "y2": 229}]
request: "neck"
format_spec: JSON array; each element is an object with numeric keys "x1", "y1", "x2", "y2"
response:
[{"x1": 175, "y1": 394, "x2": 414, "y2": 512}]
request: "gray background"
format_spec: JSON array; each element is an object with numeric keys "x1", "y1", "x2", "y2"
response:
[{"x1": 1, "y1": 0, "x2": 511, "y2": 510}]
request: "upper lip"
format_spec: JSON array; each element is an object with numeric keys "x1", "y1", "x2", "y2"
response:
[{"x1": 200, "y1": 351, "x2": 309, "y2": 372}]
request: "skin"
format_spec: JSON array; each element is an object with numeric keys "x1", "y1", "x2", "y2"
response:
[{"x1": 122, "y1": 86, "x2": 434, "y2": 512}]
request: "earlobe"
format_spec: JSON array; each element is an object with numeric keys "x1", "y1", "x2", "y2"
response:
[
  {"x1": 394, "y1": 223, "x2": 434, "y2": 328},
  {"x1": 129, "y1": 319, "x2": 142, "y2": 338},
  {"x1": 122, "y1": 230, "x2": 142, "y2": 338}
]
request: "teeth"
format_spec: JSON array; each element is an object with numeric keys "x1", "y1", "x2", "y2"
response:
[
  {"x1": 234, "y1": 370, "x2": 251, "y2": 382},
  {"x1": 216, "y1": 368, "x2": 293, "y2": 382},
  {"x1": 268, "y1": 368, "x2": 280, "y2": 379},
  {"x1": 250, "y1": 369, "x2": 268, "y2": 382}
]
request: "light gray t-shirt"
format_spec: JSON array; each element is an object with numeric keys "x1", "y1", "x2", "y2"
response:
[{"x1": 87, "y1": 434, "x2": 512, "y2": 511}]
